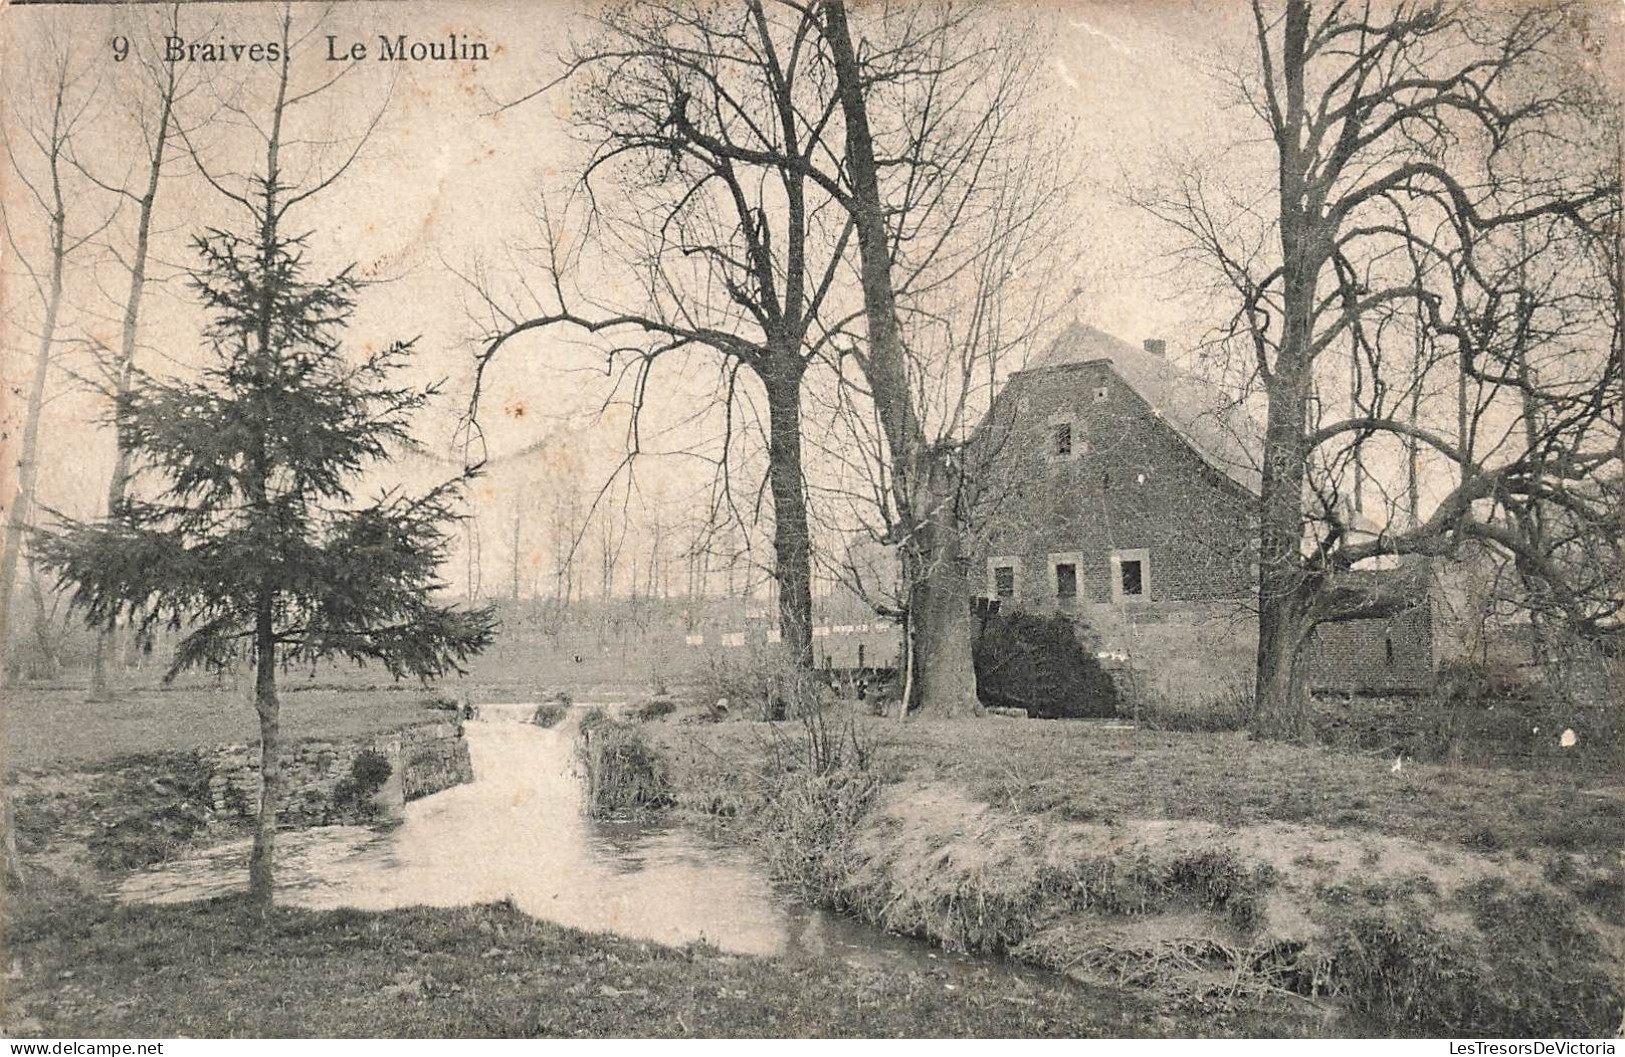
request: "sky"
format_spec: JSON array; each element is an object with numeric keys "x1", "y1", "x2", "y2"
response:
[
  {"x1": 4, "y1": 0, "x2": 1605, "y2": 598},
  {"x1": 1, "y1": 0, "x2": 1247, "y2": 465}
]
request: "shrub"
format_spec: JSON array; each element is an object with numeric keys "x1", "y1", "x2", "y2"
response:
[
  {"x1": 1436, "y1": 658, "x2": 1537, "y2": 705},
  {"x1": 1309, "y1": 687, "x2": 1620, "y2": 773},
  {"x1": 636, "y1": 698, "x2": 677, "y2": 722},
  {"x1": 690, "y1": 644, "x2": 833, "y2": 721},
  {"x1": 530, "y1": 703, "x2": 568, "y2": 729},
  {"x1": 973, "y1": 610, "x2": 1121, "y2": 718},
  {"x1": 753, "y1": 765, "x2": 883, "y2": 906},
  {"x1": 332, "y1": 748, "x2": 393, "y2": 816},
  {"x1": 750, "y1": 705, "x2": 885, "y2": 905},
  {"x1": 86, "y1": 753, "x2": 218, "y2": 870},
  {"x1": 423, "y1": 693, "x2": 461, "y2": 713},
  {"x1": 579, "y1": 719, "x2": 672, "y2": 816}
]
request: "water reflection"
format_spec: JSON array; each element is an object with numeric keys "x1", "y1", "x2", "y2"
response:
[{"x1": 119, "y1": 708, "x2": 1031, "y2": 980}]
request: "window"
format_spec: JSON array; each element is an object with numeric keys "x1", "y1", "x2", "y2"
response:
[
  {"x1": 1110, "y1": 548, "x2": 1151, "y2": 603},
  {"x1": 1047, "y1": 552, "x2": 1083, "y2": 603},
  {"x1": 858, "y1": 644, "x2": 866, "y2": 669},
  {"x1": 1384, "y1": 637, "x2": 1395, "y2": 667},
  {"x1": 989, "y1": 556, "x2": 1022, "y2": 601},
  {"x1": 993, "y1": 565, "x2": 1016, "y2": 599},
  {"x1": 1055, "y1": 563, "x2": 1077, "y2": 599},
  {"x1": 1120, "y1": 560, "x2": 1144, "y2": 597},
  {"x1": 1093, "y1": 386, "x2": 1109, "y2": 403},
  {"x1": 1045, "y1": 414, "x2": 1083, "y2": 462}
]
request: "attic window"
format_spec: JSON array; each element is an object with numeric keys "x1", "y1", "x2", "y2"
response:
[
  {"x1": 1093, "y1": 386, "x2": 1109, "y2": 403},
  {"x1": 1046, "y1": 415, "x2": 1083, "y2": 462}
]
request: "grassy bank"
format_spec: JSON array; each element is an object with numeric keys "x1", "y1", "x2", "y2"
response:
[
  {"x1": 603, "y1": 714, "x2": 1624, "y2": 1036},
  {"x1": 1, "y1": 885, "x2": 1165, "y2": 1038},
  {"x1": 3, "y1": 687, "x2": 452, "y2": 774}
]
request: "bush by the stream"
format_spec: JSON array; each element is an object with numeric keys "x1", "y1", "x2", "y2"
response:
[
  {"x1": 579, "y1": 719, "x2": 672, "y2": 816},
  {"x1": 973, "y1": 610, "x2": 1121, "y2": 719},
  {"x1": 635, "y1": 697, "x2": 677, "y2": 722},
  {"x1": 331, "y1": 749, "x2": 392, "y2": 817},
  {"x1": 530, "y1": 703, "x2": 569, "y2": 729}
]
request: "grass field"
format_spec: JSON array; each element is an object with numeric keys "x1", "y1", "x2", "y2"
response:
[
  {"x1": 2, "y1": 890, "x2": 1176, "y2": 1039},
  {"x1": 654, "y1": 716, "x2": 1625, "y2": 858},
  {"x1": 2, "y1": 687, "x2": 451, "y2": 774},
  {"x1": 891, "y1": 719, "x2": 1625, "y2": 856}
]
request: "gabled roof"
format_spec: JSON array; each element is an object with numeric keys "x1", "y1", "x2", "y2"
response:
[{"x1": 1021, "y1": 322, "x2": 1265, "y2": 495}]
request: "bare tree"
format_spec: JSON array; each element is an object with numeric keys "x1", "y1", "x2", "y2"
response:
[
  {"x1": 0, "y1": 26, "x2": 112, "y2": 681},
  {"x1": 465, "y1": 0, "x2": 863, "y2": 668},
  {"x1": 1141, "y1": 0, "x2": 1620, "y2": 735},
  {"x1": 813, "y1": 0, "x2": 1076, "y2": 715},
  {"x1": 471, "y1": 0, "x2": 1069, "y2": 714},
  {"x1": 73, "y1": 4, "x2": 204, "y2": 699}
]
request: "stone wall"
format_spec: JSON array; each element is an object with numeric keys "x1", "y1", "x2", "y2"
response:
[
  {"x1": 7, "y1": 718, "x2": 472, "y2": 876},
  {"x1": 205, "y1": 719, "x2": 471, "y2": 826},
  {"x1": 1301, "y1": 604, "x2": 1436, "y2": 693}
]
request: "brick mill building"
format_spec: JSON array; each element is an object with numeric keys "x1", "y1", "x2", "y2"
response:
[{"x1": 970, "y1": 322, "x2": 1439, "y2": 695}]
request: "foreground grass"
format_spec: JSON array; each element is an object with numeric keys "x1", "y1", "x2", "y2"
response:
[
  {"x1": 1, "y1": 889, "x2": 1162, "y2": 1038},
  {"x1": 3, "y1": 688, "x2": 450, "y2": 774}
]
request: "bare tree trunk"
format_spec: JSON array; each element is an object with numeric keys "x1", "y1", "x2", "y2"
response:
[
  {"x1": 1, "y1": 788, "x2": 23, "y2": 895},
  {"x1": 1254, "y1": 371, "x2": 1316, "y2": 737},
  {"x1": 510, "y1": 504, "x2": 522, "y2": 601},
  {"x1": 25, "y1": 556, "x2": 63, "y2": 681},
  {"x1": 0, "y1": 204, "x2": 66, "y2": 681},
  {"x1": 244, "y1": 12, "x2": 291, "y2": 908},
  {"x1": 822, "y1": 0, "x2": 977, "y2": 717},
  {"x1": 248, "y1": 592, "x2": 280, "y2": 905},
  {"x1": 1251, "y1": 1, "x2": 1318, "y2": 737},
  {"x1": 91, "y1": 77, "x2": 174, "y2": 700},
  {"x1": 1256, "y1": 601, "x2": 1313, "y2": 735},
  {"x1": 765, "y1": 371, "x2": 813, "y2": 667}
]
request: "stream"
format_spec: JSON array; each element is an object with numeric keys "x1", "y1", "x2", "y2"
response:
[{"x1": 118, "y1": 705, "x2": 1044, "y2": 983}]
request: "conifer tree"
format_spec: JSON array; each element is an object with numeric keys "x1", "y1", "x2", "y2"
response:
[{"x1": 36, "y1": 184, "x2": 496, "y2": 908}]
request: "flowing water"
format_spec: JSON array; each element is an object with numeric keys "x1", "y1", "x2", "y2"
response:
[{"x1": 119, "y1": 705, "x2": 1040, "y2": 981}]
